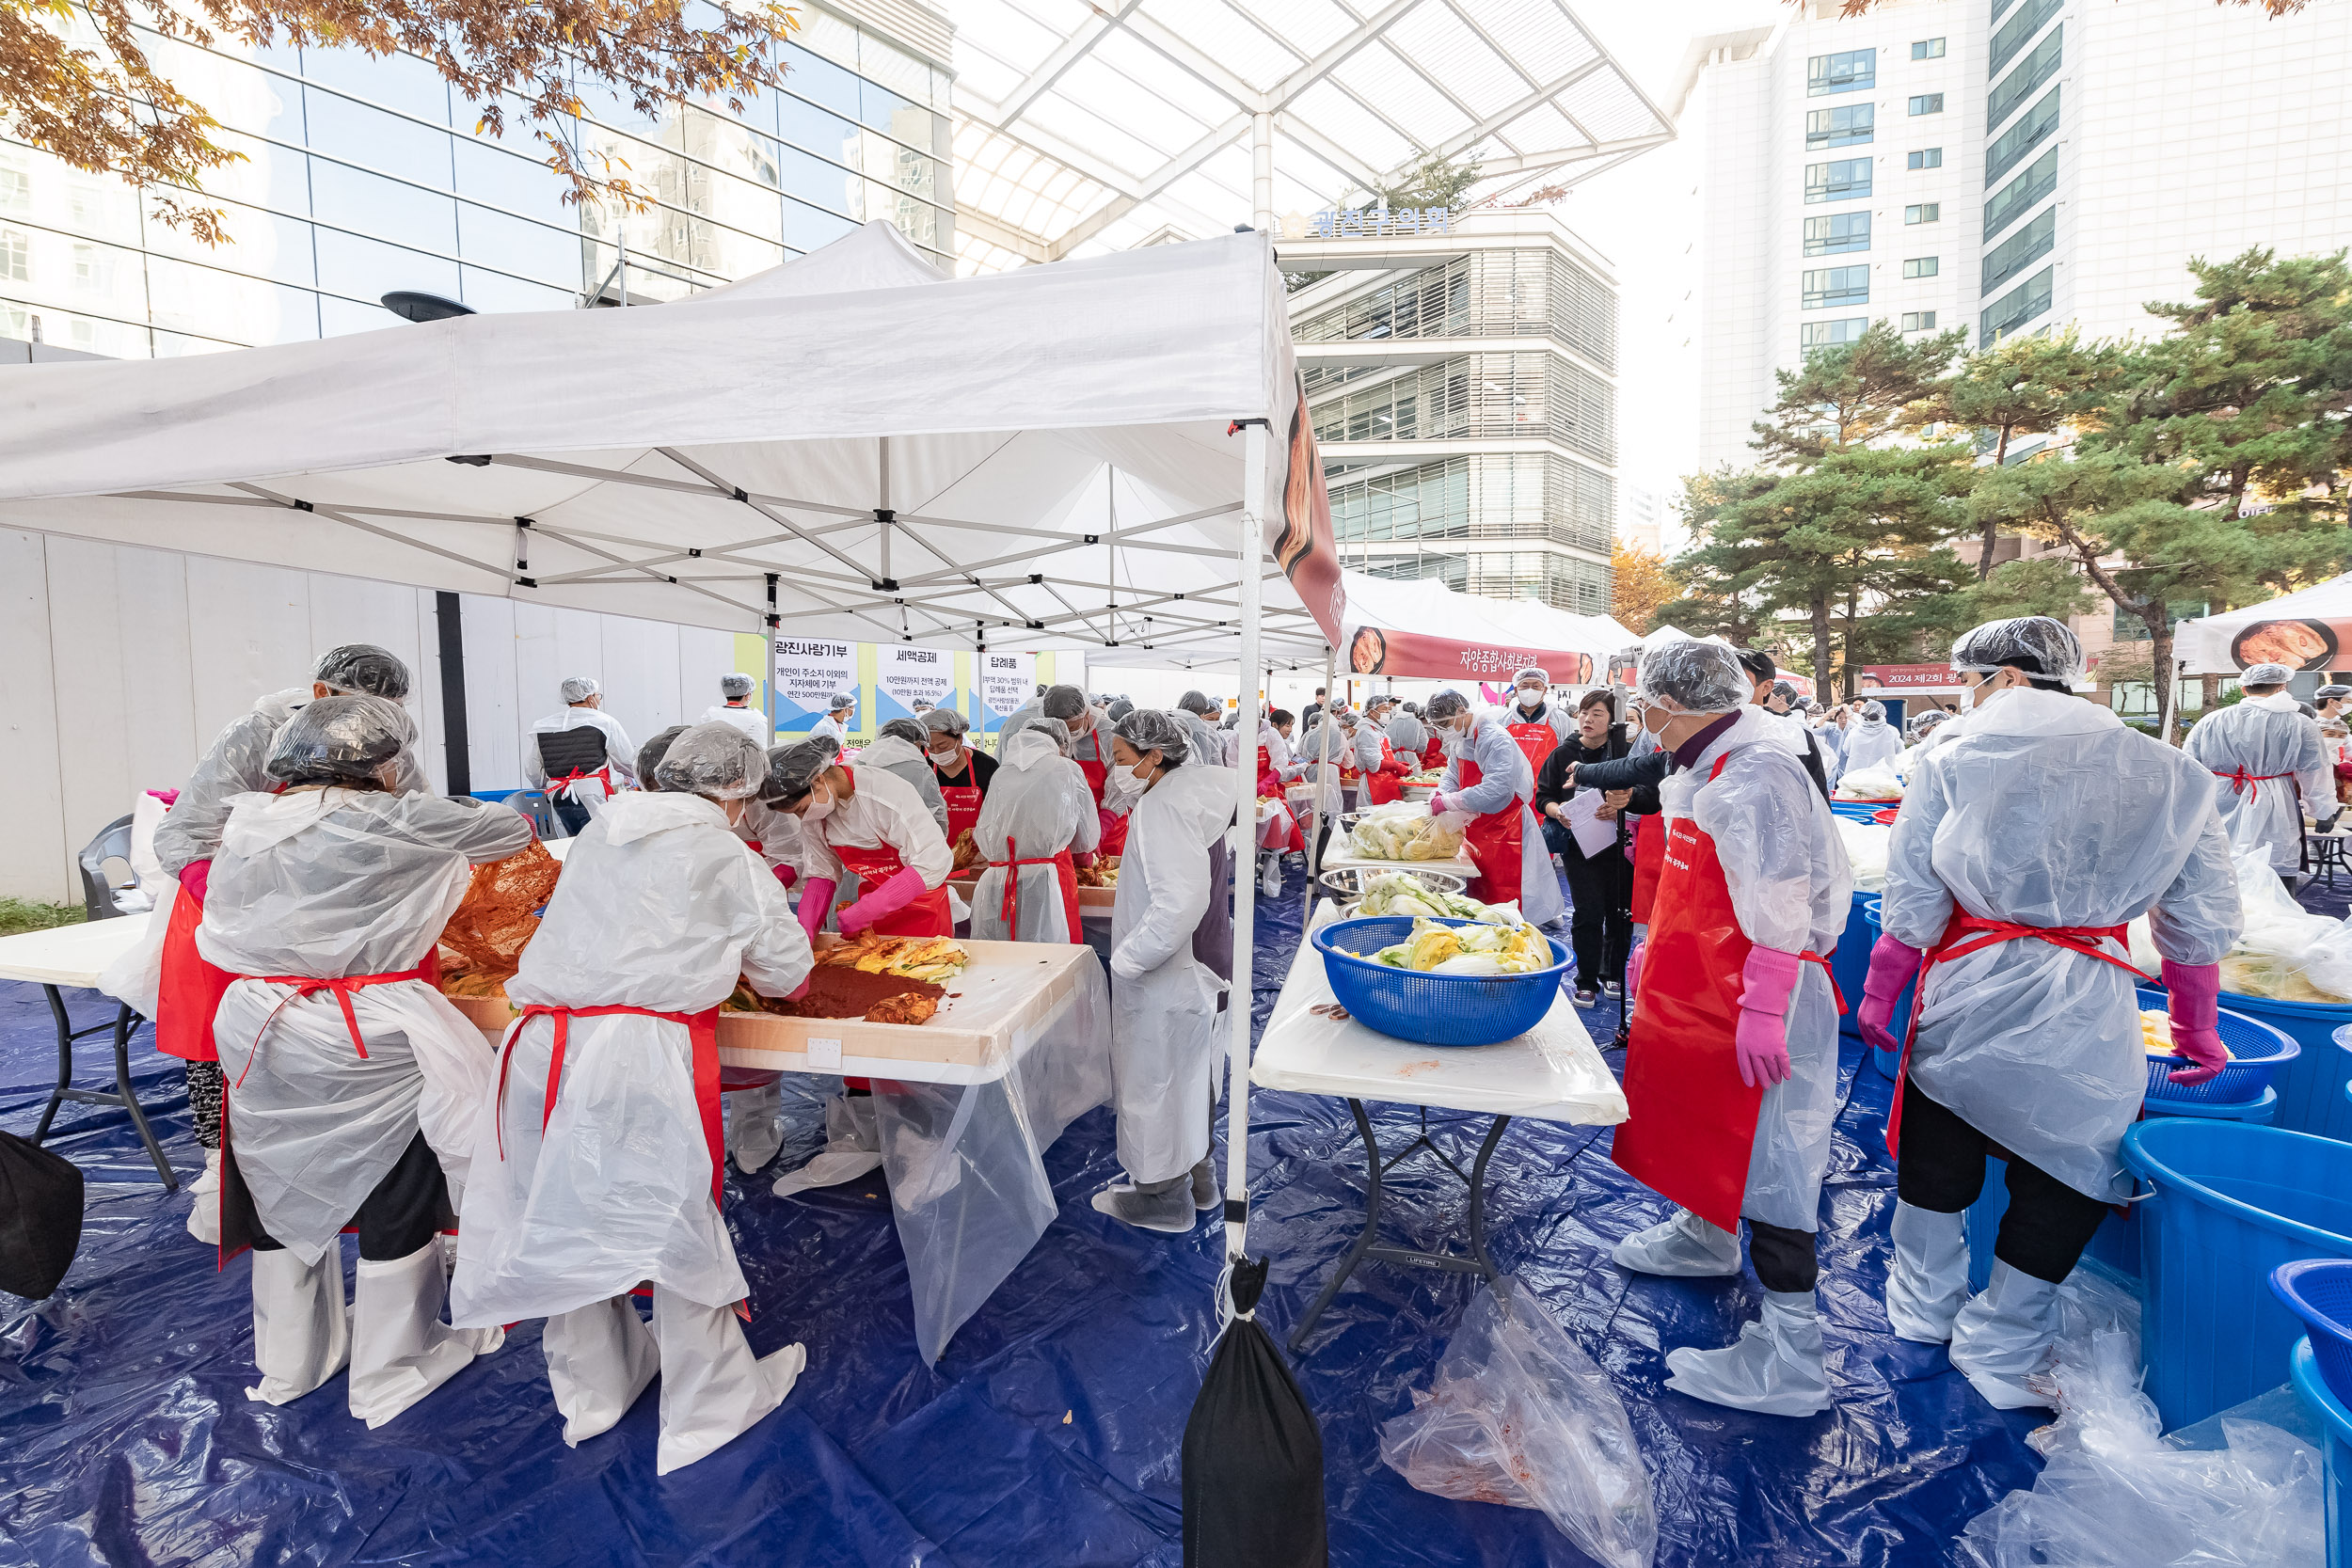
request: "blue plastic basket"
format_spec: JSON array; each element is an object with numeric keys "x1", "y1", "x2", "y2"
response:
[
  {"x1": 1860, "y1": 899, "x2": 1912, "y2": 1081},
  {"x1": 2145, "y1": 1086, "x2": 2278, "y2": 1124},
  {"x1": 2201, "y1": 993, "x2": 2352, "y2": 1143},
  {"x1": 2121, "y1": 1118, "x2": 2352, "y2": 1431},
  {"x1": 2291, "y1": 1338, "x2": 2352, "y2": 1568},
  {"x1": 2139, "y1": 986, "x2": 2298, "y2": 1105},
  {"x1": 1313, "y1": 916, "x2": 1571, "y2": 1048},
  {"x1": 2277, "y1": 1260, "x2": 2352, "y2": 1415}
]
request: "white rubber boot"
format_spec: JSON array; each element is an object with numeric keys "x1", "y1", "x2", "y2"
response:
[
  {"x1": 725, "y1": 1080, "x2": 785, "y2": 1174},
  {"x1": 1612, "y1": 1208, "x2": 1743, "y2": 1277},
  {"x1": 347, "y1": 1243, "x2": 505, "y2": 1428},
  {"x1": 1950, "y1": 1260, "x2": 2061, "y2": 1410},
  {"x1": 1260, "y1": 852, "x2": 1283, "y2": 897},
  {"x1": 186, "y1": 1148, "x2": 223, "y2": 1245},
  {"x1": 1091, "y1": 1174, "x2": 1196, "y2": 1234},
  {"x1": 771, "y1": 1093, "x2": 883, "y2": 1197},
  {"x1": 544, "y1": 1294, "x2": 660, "y2": 1446},
  {"x1": 246, "y1": 1247, "x2": 350, "y2": 1406},
  {"x1": 1885, "y1": 1201, "x2": 1970, "y2": 1344},
  {"x1": 650, "y1": 1291, "x2": 805, "y2": 1476},
  {"x1": 1663, "y1": 1291, "x2": 1833, "y2": 1418}
]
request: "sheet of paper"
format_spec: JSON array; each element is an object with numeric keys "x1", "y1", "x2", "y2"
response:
[{"x1": 1564, "y1": 789, "x2": 1618, "y2": 859}]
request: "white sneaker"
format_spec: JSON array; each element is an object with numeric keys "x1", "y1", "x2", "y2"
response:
[
  {"x1": 1950, "y1": 1260, "x2": 2061, "y2": 1409},
  {"x1": 1664, "y1": 1291, "x2": 1832, "y2": 1418},
  {"x1": 1613, "y1": 1208, "x2": 1743, "y2": 1277}
]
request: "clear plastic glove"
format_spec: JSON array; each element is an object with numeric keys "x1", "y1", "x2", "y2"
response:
[
  {"x1": 838, "y1": 866, "x2": 927, "y2": 934},
  {"x1": 2160, "y1": 958, "x2": 2228, "y2": 1085},
  {"x1": 178, "y1": 858, "x2": 212, "y2": 905},
  {"x1": 798, "y1": 877, "x2": 836, "y2": 941},
  {"x1": 1857, "y1": 933, "x2": 1925, "y2": 1053}
]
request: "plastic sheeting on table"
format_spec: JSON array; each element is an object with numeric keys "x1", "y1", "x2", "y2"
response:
[{"x1": 2, "y1": 856, "x2": 2067, "y2": 1568}]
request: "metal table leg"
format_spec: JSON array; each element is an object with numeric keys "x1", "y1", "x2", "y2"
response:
[
  {"x1": 1289, "y1": 1099, "x2": 1511, "y2": 1350},
  {"x1": 31, "y1": 984, "x2": 179, "y2": 1190}
]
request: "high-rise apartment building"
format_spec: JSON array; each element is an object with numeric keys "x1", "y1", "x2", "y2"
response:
[
  {"x1": 1278, "y1": 209, "x2": 1622, "y2": 617},
  {"x1": 1688, "y1": 0, "x2": 2352, "y2": 474},
  {"x1": 0, "y1": 0, "x2": 953, "y2": 356}
]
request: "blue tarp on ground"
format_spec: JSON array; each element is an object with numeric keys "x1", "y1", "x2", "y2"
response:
[{"x1": 0, "y1": 866, "x2": 2058, "y2": 1568}]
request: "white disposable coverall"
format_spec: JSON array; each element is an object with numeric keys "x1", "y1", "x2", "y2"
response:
[
  {"x1": 1840, "y1": 714, "x2": 1902, "y2": 776},
  {"x1": 799, "y1": 766, "x2": 955, "y2": 895},
  {"x1": 1884, "y1": 689, "x2": 2242, "y2": 1201},
  {"x1": 1175, "y1": 710, "x2": 1226, "y2": 769},
  {"x1": 1438, "y1": 718, "x2": 1568, "y2": 927},
  {"x1": 1108, "y1": 764, "x2": 1236, "y2": 1185},
  {"x1": 2182, "y1": 690, "x2": 2330, "y2": 875},
  {"x1": 699, "y1": 704, "x2": 771, "y2": 743},
  {"x1": 854, "y1": 733, "x2": 951, "y2": 835},
  {"x1": 1385, "y1": 709, "x2": 1429, "y2": 757},
  {"x1": 524, "y1": 705, "x2": 638, "y2": 816},
  {"x1": 808, "y1": 711, "x2": 850, "y2": 747},
  {"x1": 449, "y1": 790, "x2": 813, "y2": 1473},
  {"x1": 969, "y1": 730, "x2": 1099, "y2": 942}
]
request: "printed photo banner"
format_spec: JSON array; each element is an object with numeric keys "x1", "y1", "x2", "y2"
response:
[
  {"x1": 979, "y1": 652, "x2": 1035, "y2": 733},
  {"x1": 772, "y1": 637, "x2": 860, "y2": 733},
  {"x1": 877, "y1": 644, "x2": 955, "y2": 724},
  {"x1": 1342, "y1": 624, "x2": 1598, "y2": 686}
]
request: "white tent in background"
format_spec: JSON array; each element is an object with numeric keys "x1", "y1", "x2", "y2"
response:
[{"x1": 2175, "y1": 575, "x2": 2352, "y2": 677}]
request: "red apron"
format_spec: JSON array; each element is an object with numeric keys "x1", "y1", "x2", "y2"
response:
[
  {"x1": 1506, "y1": 715, "x2": 1560, "y2": 777},
  {"x1": 1257, "y1": 748, "x2": 1306, "y2": 854},
  {"x1": 1072, "y1": 738, "x2": 1128, "y2": 858},
  {"x1": 940, "y1": 777, "x2": 984, "y2": 848},
  {"x1": 1629, "y1": 814, "x2": 1664, "y2": 926},
  {"x1": 987, "y1": 836, "x2": 1082, "y2": 943},
  {"x1": 1611, "y1": 761, "x2": 1838, "y2": 1232},
  {"x1": 1362, "y1": 737, "x2": 1405, "y2": 806},
  {"x1": 1453, "y1": 752, "x2": 1523, "y2": 908},
  {"x1": 829, "y1": 839, "x2": 953, "y2": 938},
  {"x1": 548, "y1": 764, "x2": 614, "y2": 801},
  {"x1": 157, "y1": 878, "x2": 234, "y2": 1062},
  {"x1": 502, "y1": 1003, "x2": 724, "y2": 1203},
  {"x1": 1884, "y1": 911, "x2": 2144, "y2": 1161},
  {"x1": 1421, "y1": 737, "x2": 1444, "y2": 769}
]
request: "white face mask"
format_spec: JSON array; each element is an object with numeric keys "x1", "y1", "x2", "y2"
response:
[
  {"x1": 1517, "y1": 691, "x2": 1542, "y2": 711},
  {"x1": 801, "y1": 784, "x2": 835, "y2": 822},
  {"x1": 1102, "y1": 760, "x2": 1152, "y2": 804}
]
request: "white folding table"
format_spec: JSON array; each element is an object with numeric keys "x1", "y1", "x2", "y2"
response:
[
  {"x1": 1252, "y1": 903, "x2": 1626, "y2": 1346},
  {"x1": 0, "y1": 912, "x2": 178, "y2": 1187}
]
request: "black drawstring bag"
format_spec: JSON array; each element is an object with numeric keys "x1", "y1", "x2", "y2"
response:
[
  {"x1": 0, "y1": 1131, "x2": 85, "y2": 1300},
  {"x1": 1182, "y1": 1256, "x2": 1327, "y2": 1568}
]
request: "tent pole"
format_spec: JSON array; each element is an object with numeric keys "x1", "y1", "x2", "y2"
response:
[{"x1": 1224, "y1": 422, "x2": 1267, "y2": 1260}]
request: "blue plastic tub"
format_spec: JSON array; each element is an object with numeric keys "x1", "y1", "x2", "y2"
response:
[
  {"x1": 1859, "y1": 899, "x2": 1912, "y2": 1080},
  {"x1": 1313, "y1": 916, "x2": 1571, "y2": 1047},
  {"x1": 1831, "y1": 888, "x2": 1878, "y2": 1045},
  {"x1": 1964, "y1": 1157, "x2": 2139, "y2": 1293},
  {"x1": 2144, "y1": 1087, "x2": 2279, "y2": 1124},
  {"x1": 2291, "y1": 1338, "x2": 2352, "y2": 1568},
  {"x1": 1829, "y1": 800, "x2": 1898, "y2": 823},
  {"x1": 2139, "y1": 986, "x2": 2297, "y2": 1105},
  {"x1": 2121, "y1": 1118, "x2": 2352, "y2": 1431},
  {"x1": 2209, "y1": 992, "x2": 2352, "y2": 1142},
  {"x1": 2276, "y1": 1259, "x2": 2352, "y2": 1414}
]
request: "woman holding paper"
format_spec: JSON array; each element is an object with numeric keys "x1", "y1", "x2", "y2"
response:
[{"x1": 1534, "y1": 691, "x2": 1655, "y2": 1007}]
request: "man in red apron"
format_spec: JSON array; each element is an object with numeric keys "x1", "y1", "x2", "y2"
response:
[
  {"x1": 149, "y1": 643, "x2": 421, "y2": 1243},
  {"x1": 1422, "y1": 690, "x2": 1566, "y2": 927},
  {"x1": 922, "y1": 707, "x2": 995, "y2": 848},
  {"x1": 1503, "y1": 667, "x2": 1574, "y2": 779},
  {"x1": 452, "y1": 721, "x2": 816, "y2": 1474},
  {"x1": 1859, "y1": 617, "x2": 2239, "y2": 1409},
  {"x1": 1605, "y1": 641, "x2": 1852, "y2": 1418}
]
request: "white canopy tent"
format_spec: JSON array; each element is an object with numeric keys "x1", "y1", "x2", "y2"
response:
[{"x1": 2175, "y1": 575, "x2": 2352, "y2": 677}]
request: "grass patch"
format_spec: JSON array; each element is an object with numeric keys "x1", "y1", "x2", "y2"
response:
[{"x1": 0, "y1": 897, "x2": 85, "y2": 939}]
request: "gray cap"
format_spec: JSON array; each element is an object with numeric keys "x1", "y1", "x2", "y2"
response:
[
  {"x1": 636, "y1": 723, "x2": 689, "y2": 786},
  {"x1": 1114, "y1": 707, "x2": 1189, "y2": 766},
  {"x1": 1635, "y1": 641, "x2": 1748, "y2": 716},
  {"x1": 1951, "y1": 615, "x2": 2088, "y2": 686},
  {"x1": 265, "y1": 693, "x2": 411, "y2": 786},
  {"x1": 2242, "y1": 661, "x2": 2295, "y2": 688},
  {"x1": 720, "y1": 672, "x2": 755, "y2": 699},
  {"x1": 1424, "y1": 689, "x2": 1470, "y2": 721},
  {"x1": 313, "y1": 644, "x2": 411, "y2": 701},
  {"x1": 654, "y1": 721, "x2": 767, "y2": 800},
  {"x1": 922, "y1": 706, "x2": 970, "y2": 738},
  {"x1": 1041, "y1": 683, "x2": 1089, "y2": 721},
  {"x1": 878, "y1": 717, "x2": 929, "y2": 745},
  {"x1": 560, "y1": 674, "x2": 600, "y2": 704},
  {"x1": 763, "y1": 739, "x2": 837, "y2": 805}
]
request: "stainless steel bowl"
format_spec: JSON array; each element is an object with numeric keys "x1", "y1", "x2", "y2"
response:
[{"x1": 1315, "y1": 864, "x2": 1470, "y2": 901}]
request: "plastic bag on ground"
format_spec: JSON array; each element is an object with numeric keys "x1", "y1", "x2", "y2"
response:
[{"x1": 1379, "y1": 1275, "x2": 1657, "y2": 1568}]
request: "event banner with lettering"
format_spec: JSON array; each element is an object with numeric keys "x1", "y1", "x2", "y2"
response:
[
  {"x1": 978, "y1": 652, "x2": 1034, "y2": 734},
  {"x1": 1342, "y1": 627, "x2": 1598, "y2": 686},
  {"x1": 771, "y1": 638, "x2": 860, "y2": 733},
  {"x1": 877, "y1": 644, "x2": 955, "y2": 724}
]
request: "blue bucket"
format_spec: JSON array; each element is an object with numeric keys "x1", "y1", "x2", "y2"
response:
[
  {"x1": 1963, "y1": 1157, "x2": 2139, "y2": 1293},
  {"x1": 2290, "y1": 1338, "x2": 2352, "y2": 1568},
  {"x1": 1313, "y1": 916, "x2": 1571, "y2": 1047},
  {"x1": 2212, "y1": 992, "x2": 2352, "y2": 1142},
  {"x1": 2276, "y1": 1260, "x2": 2352, "y2": 1415},
  {"x1": 2121, "y1": 1118, "x2": 2352, "y2": 1431},
  {"x1": 1858, "y1": 899, "x2": 1911, "y2": 1080},
  {"x1": 1831, "y1": 888, "x2": 1877, "y2": 1045},
  {"x1": 1829, "y1": 800, "x2": 1897, "y2": 823}
]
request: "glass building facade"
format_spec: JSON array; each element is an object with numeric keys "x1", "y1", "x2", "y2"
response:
[{"x1": 0, "y1": 3, "x2": 952, "y2": 356}]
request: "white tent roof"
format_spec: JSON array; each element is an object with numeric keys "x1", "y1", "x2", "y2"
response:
[
  {"x1": 0, "y1": 221, "x2": 1330, "y2": 663},
  {"x1": 2176, "y1": 575, "x2": 2352, "y2": 676}
]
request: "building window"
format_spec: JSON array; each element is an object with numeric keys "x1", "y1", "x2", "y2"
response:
[
  {"x1": 1912, "y1": 38, "x2": 1947, "y2": 59},
  {"x1": 1802, "y1": 265, "x2": 1870, "y2": 309},
  {"x1": 1983, "y1": 147, "x2": 2058, "y2": 240},
  {"x1": 1902, "y1": 256, "x2": 1939, "y2": 277},
  {"x1": 1909, "y1": 93, "x2": 1946, "y2": 116},
  {"x1": 1980, "y1": 264, "x2": 2054, "y2": 344},
  {"x1": 1905, "y1": 203, "x2": 1941, "y2": 225},
  {"x1": 0, "y1": 154, "x2": 27, "y2": 215},
  {"x1": 1804, "y1": 157, "x2": 1873, "y2": 204},
  {"x1": 1802, "y1": 316, "x2": 1871, "y2": 350},
  {"x1": 1807, "y1": 48, "x2": 1876, "y2": 96},
  {"x1": 1803, "y1": 212, "x2": 1871, "y2": 256},
  {"x1": 1985, "y1": 85, "x2": 2059, "y2": 185},
  {"x1": 1907, "y1": 148, "x2": 1944, "y2": 169},
  {"x1": 1901, "y1": 310, "x2": 1938, "y2": 331},
  {"x1": 1991, "y1": 0, "x2": 2062, "y2": 79},
  {"x1": 0, "y1": 227, "x2": 25, "y2": 282},
  {"x1": 1805, "y1": 104, "x2": 1875, "y2": 150},
  {"x1": 1981, "y1": 205, "x2": 2056, "y2": 293},
  {"x1": 1988, "y1": 24, "x2": 2061, "y2": 132}
]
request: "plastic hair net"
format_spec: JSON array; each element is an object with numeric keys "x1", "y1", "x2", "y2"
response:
[
  {"x1": 1950, "y1": 615, "x2": 2088, "y2": 685},
  {"x1": 1635, "y1": 641, "x2": 1749, "y2": 715},
  {"x1": 313, "y1": 643, "x2": 411, "y2": 701},
  {"x1": 720, "y1": 672, "x2": 755, "y2": 699},
  {"x1": 636, "y1": 724, "x2": 688, "y2": 786},
  {"x1": 1041, "y1": 684, "x2": 1089, "y2": 721},
  {"x1": 1771, "y1": 681, "x2": 1802, "y2": 705},
  {"x1": 653, "y1": 721, "x2": 767, "y2": 800},
  {"x1": 878, "y1": 717, "x2": 930, "y2": 746},
  {"x1": 2240, "y1": 661, "x2": 2293, "y2": 688},
  {"x1": 1513, "y1": 666, "x2": 1549, "y2": 689},
  {"x1": 922, "y1": 706, "x2": 970, "y2": 738},
  {"x1": 810, "y1": 735, "x2": 841, "y2": 760},
  {"x1": 1861, "y1": 700, "x2": 1886, "y2": 721},
  {"x1": 1807, "y1": 703, "x2": 1827, "y2": 716},
  {"x1": 264, "y1": 694, "x2": 413, "y2": 785},
  {"x1": 1115, "y1": 708, "x2": 1190, "y2": 767},
  {"x1": 826, "y1": 690, "x2": 856, "y2": 712},
  {"x1": 1106, "y1": 696, "x2": 1134, "y2": 721},
  {"x1": 763, "y1": 739, "x2": 837, "y2": 804},
  {"x1": 1327, "y1": 705, "x2": 1359, "y2": 726},
  {"x1": 1425, "y1": 689, "x2": 1470, "y2": 721},
  {"x1": 1909, "y1": 709, "x2": 1952, "y2": 737},
  {"x1": 559, "y1": 675, "x2": 600, "y2": 704},
  {"x1": 2318, "y1": 684, "x2": 2352, "y2": 703},
  {"x1": 1176, "y1": 689, "x2": 1217, "y2": 717}
]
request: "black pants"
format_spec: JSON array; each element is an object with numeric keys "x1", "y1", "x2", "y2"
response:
[
  {"x1": 1548, "y1": 825, "x2": 1631, "y2": 990},
  {"x1": 246, "y1": 1131, "x2": 451, "y2": 1262},
  {"x1": 185, "y1": 1060, "x2": 224, "y2": 1150},
  {"x1": 1749, "y1": 1220, "x2": 1819, "y2": 1294},
  {"x1": 1896, "y1": 1079, "x2": 2110, "y2": 1284},
  {"x1": 551, "y1": 796, "x2": 592, "y2": 836}
]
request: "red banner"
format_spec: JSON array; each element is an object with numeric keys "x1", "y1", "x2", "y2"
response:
[
  {"x1": 1343, "y1": 627, "x2": 1597, "y2": 684},
  {"x1": 1273, "y1": 372, "x2": 1345, "y2": 648},
  {"x1": 1863, "y1": 663, "x2": 1963, "y2": 690}
]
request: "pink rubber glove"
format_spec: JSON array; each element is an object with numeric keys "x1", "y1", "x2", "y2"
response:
[
  {"x1": 2161, "y1": 958, "x2": 2228, "y2": 1085},
  {"x1": 1732, "y1": 944, "x2": 1804, "y2": 1087},
  {"x1": 1430, "y1": 794, "x2": 1452, "y2": 816},
  {"x1": 177, "y1": 859, "x2": 212, "y2": 906},
  {"x1": 1625, "y1": 939, "x2": 1645, "y2": 1002},
  {"x1": 798, "y1": 877, "x2": 836, "y2": 941},
  {"x1": 838, "y1": 865, "x2": 928, "y2": 935},
  {"x1": 1857, "y1": 934, "x2": 1925, "y2": 1053},
  {"x1": 773, "y1": 863, "x2": 797, "y2": 889},
  {"x1": 1073, "y1": 850, "x2": 1098, "y2": 869}
]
